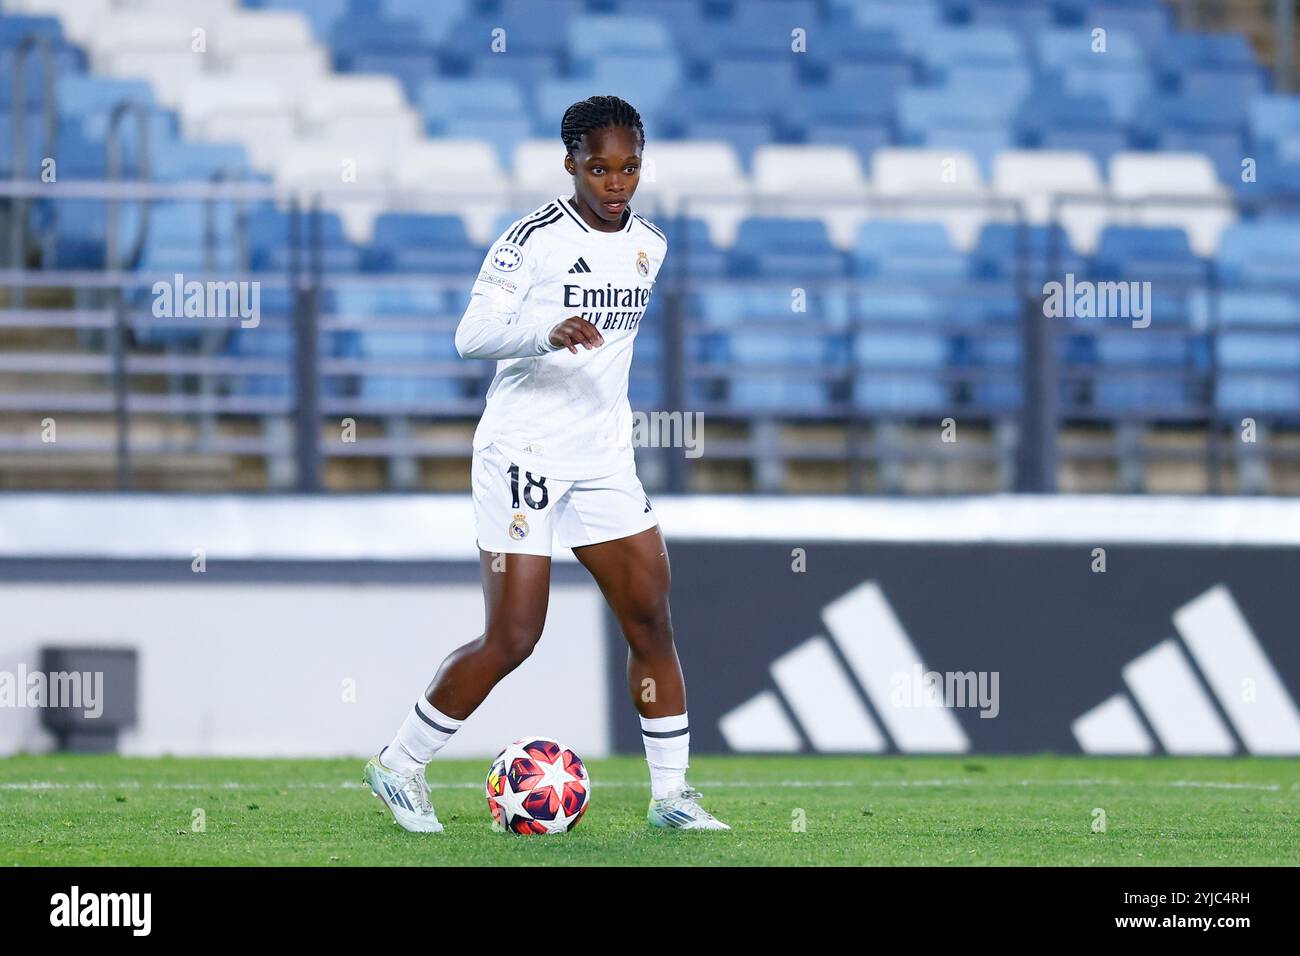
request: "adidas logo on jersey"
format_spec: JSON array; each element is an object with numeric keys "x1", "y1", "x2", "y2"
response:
[{"x1": 568, "y1": 257, "x2": 592, "y2": 274}]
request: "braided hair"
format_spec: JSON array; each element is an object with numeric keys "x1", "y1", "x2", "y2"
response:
[{"x1": 560, "y1": 95, "x2": 645, "y2": 156}]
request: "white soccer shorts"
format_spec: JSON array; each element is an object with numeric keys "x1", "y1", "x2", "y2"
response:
[{"x1": 472, "y1": 441, "x2": 659, "y2": 556}]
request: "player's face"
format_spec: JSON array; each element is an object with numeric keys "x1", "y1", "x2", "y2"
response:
[{"x1": 566, "y1": 125, "x2": 641, "y2": 227}]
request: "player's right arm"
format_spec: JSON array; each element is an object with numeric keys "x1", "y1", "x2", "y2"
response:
[{"x1": 454, "y1": 228, "x2": 603, "y2": 360}]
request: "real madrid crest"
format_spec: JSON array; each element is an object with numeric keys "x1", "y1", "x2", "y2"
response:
[
  {"x1": 508, "y1": 512, "x2": 530, "y2": 540},
  {"x1": 636, "y1": 250, "x2": 649, "y2": 277}
]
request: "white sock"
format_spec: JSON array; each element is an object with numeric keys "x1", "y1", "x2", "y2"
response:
[
  {"x1": 382, "y1": 697, "x2": 463, "y2": 776},
  {"x1": 641, "y1": 712, "x2": 689, "y2": 800}
]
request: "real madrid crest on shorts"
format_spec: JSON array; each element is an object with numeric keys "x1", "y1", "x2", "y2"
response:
[
  {"x1": 508, "y1": 512, "x2": 530, "y2": 540},
  {"x1": 490, "y1": 242, "x2": 523, "y2": 273},
  {"x1": 636, "y1": 250, "x2": 649, "y2": 277}
]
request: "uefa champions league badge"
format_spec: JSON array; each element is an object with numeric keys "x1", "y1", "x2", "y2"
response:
[
  {"x1": 509, "y1": 513, "x2": 529, "y2": 540},
  {"x1": 636, "y1": 250, "x2": 649, "y2": 277},
  {"x1": 490, "y1": 242, "x2": 523, "y2": 273}
]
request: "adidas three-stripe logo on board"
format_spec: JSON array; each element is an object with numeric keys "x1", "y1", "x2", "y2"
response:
[{"x1": 718, "y1": 581, "x2": 1300, "y2": 756}]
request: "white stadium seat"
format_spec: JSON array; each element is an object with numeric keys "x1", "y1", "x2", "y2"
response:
[
  {"x1": 180, "y1": 76, "x2": 297, "y2": 169},
  {"x1": 870, "y1": 148, "x2": 1003, "y2": 250},
  {"x1": 98, "y1": 50, "x2": 204, "y2": 108},
  {"x1": 393, "y1": 140, "x2": 510, "y2": 245},
  {"x1": 751, "y1": 145, "x2": 870, "y2": 248},
  {"x1": 992, "y1": 150, "x2": 1109, "y2": 254},
  {"x1": 224, "y1": 48, "x2": 332, "y2": 99},
  {"x1": 276, "y1": 140, "x2": 392, "y2": 242},
  {"x1": 209, "y1": 10, "x2": 315, "y2": 57},
  {"x1": 297, "y1": 75, "x2": 422, "y2": 155},
  {"x1": 1108, "y1": 152, "x2": 1236, "y2": 256},
  {"x1": 511, "y1": 139, "x2": 576, "y2": 203},
  {"x1": 632, "y1": 141, "x2": 751, "y2": 247}
]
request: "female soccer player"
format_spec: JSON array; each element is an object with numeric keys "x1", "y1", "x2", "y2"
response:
[{"x1": 364, "y1": 96, "x2": 728, "y2": 832}]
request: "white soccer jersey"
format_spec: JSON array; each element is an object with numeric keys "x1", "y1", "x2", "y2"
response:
[{"x1": 457, "y1": 195, "x2": 668, "y2": 480}]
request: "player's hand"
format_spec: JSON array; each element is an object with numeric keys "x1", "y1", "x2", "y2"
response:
[{"x1": 548, "y1": 316, "x2": 605, "y2": 354}]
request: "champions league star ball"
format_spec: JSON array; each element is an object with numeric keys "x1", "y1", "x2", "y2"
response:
[{"x1": 485, "y1": 737, "x2": 591, "y2": 834}]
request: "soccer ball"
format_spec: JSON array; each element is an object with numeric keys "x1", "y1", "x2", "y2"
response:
[{"x1": 485, "y1": 736, "x2": 591, "y2": 834}]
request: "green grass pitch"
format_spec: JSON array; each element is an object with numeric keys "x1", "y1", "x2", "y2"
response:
[{"x1": 2, "y1": 754, "x2": 1297, "y2": 866}]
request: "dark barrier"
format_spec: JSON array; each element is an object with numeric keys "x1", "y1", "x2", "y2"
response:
[{"x1": 609, "y1": 542, "x2": 1300, "y2": 755}]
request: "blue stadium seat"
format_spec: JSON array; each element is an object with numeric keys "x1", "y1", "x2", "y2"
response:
[
  {"x1": 1034, "y1": 27, "x2": 1145, "y2": 71},
  {"x1": 729, "y1": 217, "x2": 845, "y2": 278},
  {"x1": 1082, "y1": 2, "x2": 1173, "y2": 49},
  {"x1": 1016, "y1": 84, "x2": 1121, "y2": 158},
  {"x1": 1195, "y1": 291, "x2": 1300, "y2": 327},
  {"x1": 0, "y1": 15, "x2": 65, "y2": 47},
  {"x1": 1215, "y1": 378, "x2": 1300, "y2": 414},
  {"x1": 848, "y1": 281, "x2": 950, "y2": 412},
  {"x1": 150, "y1": 138, "x2": 250, "y2": 182},
  {"x1": 729, "y1": 378, "x2": 828, "y2": 411},
  {"x1": 1152, "y1": 30, "x2": 1257, "y2": 82},
  {"x1": 1062, "y1": 65, "x2": 1151, "y2": 123},
  {"x1": 382, "y1": 0, "x2": 469, "y2": 45},
  {"x1": 333, "y1": 284, "x2": 450, "y2": 317},
  {"x1": 567, "y1": 14, "x2": 675, "y2": 59},
  {"x1": 1092, "y1": 378, "x2": 1195, "y2": 412},
  {"x1": 1092, "y1": 226, "x2": 1207, "y2": 283},
  {"x1": 852, "y1": 0, "x2": 944, "y2": 53},
  {"x1": 805, "y1": 28, "x2": 908, "y2": 79},
  {"x1": 364, "y1": 214, "x2": 482, "y2": 274},
  {"x1": 656, "y1": 217, "x2": 727, "y2": 278},
  {"x1": 416, "y1": 79, "x2": 522, "y2": 133},
  {"x1": 849, "y1": 222, "x2": 966, "y2": 279},
  {"x1": 922, "y1": 27, "x2": 1026, "y2": 76},
  {"x1": 259, "y1": 0, "x2": 349, "y2": 42},
  {"x1": 1218, "y1": 221, "x2": 1300, "y2": 286},
  {"x1": 787, "y1": 80, "x2": 896, "y2": 128},
  {"x1": 0, "y1": 45, "x2": 85, "y2": 105},
  {"x1": 1249, "y1": 94, "x2": 1300, "y2": 145},
  {"x1": 247, "y1": 208, "x2": 360, "y2": 273},
  {"x1": 852, "y1": 374, "x2": 949, "y2": 413},
  {"x1": 970, "y1": 224, "x2": 1085, "y2": 283}
]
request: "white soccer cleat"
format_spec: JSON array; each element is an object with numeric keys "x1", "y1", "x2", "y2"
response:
[
  {"x1": 647, "y1": 785, "x2": 731, "y2": 831},
  {"x1": 364, "y1": 747, "x2": 444, "y2": 833}
]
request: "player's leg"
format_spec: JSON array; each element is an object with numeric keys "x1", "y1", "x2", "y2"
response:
[
  {"x1": 366, "y1": 442, "x2": 562, "y2": 832},
  {"x1": 365, "y1": 549, "x2": 552, "y2": 832},
  {"x1": 571, "y1": 522, "x2": 729, "y2": 830},
  {"x1": 572, "y1": 523, "x2": 683, "y2": 714},
  {"x1": 427, "y1": 548, "x2": 553, "y2": 719}
]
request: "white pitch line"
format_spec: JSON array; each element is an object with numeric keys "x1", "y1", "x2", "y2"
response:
[{"x1": 0, "y1": 778, "x2": 1292, "y2": 792}]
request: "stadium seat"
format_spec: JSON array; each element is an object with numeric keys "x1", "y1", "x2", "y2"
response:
[
  {"x1": 365, "y1": 214, "x2": 482, "y2": 274},
  {"x1": 750, "y1": 145, "x2": 869, "y2": 247},
  {"x1": 391, "y1": 140, "x2": 509, "y2": 245},
  {"x1": 1091, "y1": 225, "x2": 1208, "y2": 284},
  {"x1": 1217, "y1": 221, "x2": 1300, "y2": 287},
  {"x1": 631, "y1": 141, "x2": 751, "y2": 248},
  {"x1": 849, "y1": 221, "x2": 967, "y2": 279},
  {"x1": 870, "y1": 148, "x2": 999, "y2": 250},
  {"x1": 728, "y1": 217, "x2": 845, "y2": 278},
  {"x1": 1108, "y1": 152, "x2": 1236, "y2": 256}
]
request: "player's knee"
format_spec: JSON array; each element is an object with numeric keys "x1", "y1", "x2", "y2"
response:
[
  {"x1": 485, "y1": 622, "x2": 544, "y2": 671},
  {"x1": 621, "y1": 602, "x2": 672, "y2": 654}
]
